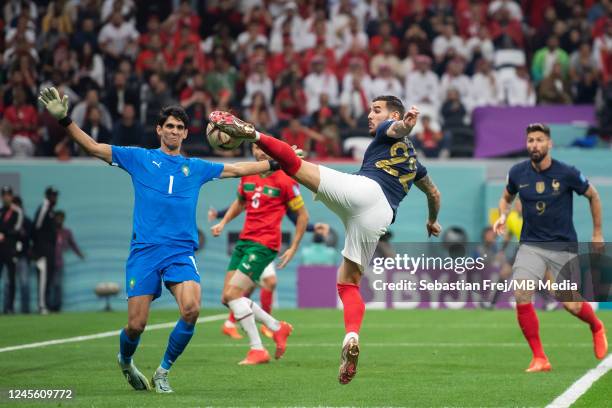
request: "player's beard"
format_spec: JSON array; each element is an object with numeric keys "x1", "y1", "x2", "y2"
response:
[{"x1": 529, "y1": 148, "x2": 547, "y2": 163}]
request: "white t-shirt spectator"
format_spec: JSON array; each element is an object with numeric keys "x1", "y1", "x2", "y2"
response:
[
  {"x1": 470, "y1": 72, "x2": 500, "y2": 108},
  {"x1": 404, "y1": 70, "x2": 441, "y2": 107},
  {"x1": 440, "y1": 73, "x2": 471, "y2": 104},
  {"x1": 98, "y1": 21, "x2": 139, "y2": 56},
  {"x1": 432, "y1": 34, "x2": 466, "y2": 60},
  {"x1": 304, "y1": 71, "x2": 339, "y2": 114},
  {"x1": 242, "y1": 73, "x2": 274, "y2": 107}
]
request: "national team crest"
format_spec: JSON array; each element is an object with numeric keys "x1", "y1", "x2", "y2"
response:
[
  {"x1": 181, "y1": 164, "x2": 190, "y2": 177},
  {"x1": 552, "y1": 179, "x2": 560, "y2": 193},
  {"x1": 129, "y1": 278, "x2": 136, "y2": 289},
  {"x1": 536, "y1": 181, "x2": 545, "y2": 194}
]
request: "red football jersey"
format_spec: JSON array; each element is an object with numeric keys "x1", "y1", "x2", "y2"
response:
[{"x1": 238, "y1": 170, "x2": 304, "y2": 250}]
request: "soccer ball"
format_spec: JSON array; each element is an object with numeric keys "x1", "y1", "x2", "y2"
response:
[{"x1": 206, "y1": 123, "x2": 243, "y2": 150}]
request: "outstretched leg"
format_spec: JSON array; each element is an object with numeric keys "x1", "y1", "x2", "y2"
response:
[{"x1": 209, "y1": 111, "x2": 321, "y2": 192}]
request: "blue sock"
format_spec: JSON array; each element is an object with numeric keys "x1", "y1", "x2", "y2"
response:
[
  {"x1": 119, "y1": 329, "x2": 140, "y2": 364},
  {"x1": 161, "y1": 319, "x2": 195, "y2": 370}
]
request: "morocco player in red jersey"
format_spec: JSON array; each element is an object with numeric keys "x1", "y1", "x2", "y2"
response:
[{"x1": 211, "y1": 144, "x2": 308, "y2": 365}]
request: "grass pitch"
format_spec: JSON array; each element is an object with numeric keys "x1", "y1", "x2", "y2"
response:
[{"x1": 1, "y1": 308, "x2": 610, "y2": 407}]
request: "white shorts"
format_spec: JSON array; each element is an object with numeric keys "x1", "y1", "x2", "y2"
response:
[
  {"x1": 314, "y1": 165, "x2": 393, "y2": 269},
  {"x1": 259, "y1": 261, "x2": 276, "y2": 282}
]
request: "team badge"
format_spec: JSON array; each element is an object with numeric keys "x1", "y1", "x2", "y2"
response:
[
  {"x1": 552, "y1": 179, "x2": 560, "y2": 193},
  {"x1": 129, "y1": 278, "x2": 136, "y2": 289},
  {"x1": 181, "y1": 164, "x2": 190, "y2": 177},
  {"x1": 536, "y1": 181, "x2": 545, "y2": 194}
]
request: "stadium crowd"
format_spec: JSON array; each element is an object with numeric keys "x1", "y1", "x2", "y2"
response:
[{"x1": 0, "y1": 0, "x2": 611, "y2": 159}]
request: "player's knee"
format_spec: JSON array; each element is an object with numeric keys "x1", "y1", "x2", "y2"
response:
[
  {"x1": 127, "y1": 320, "x2": 146, "y2": 336},
  {"x1": 514, "y1": 289, "x2": 532, "y2": 304},
  {"x1": 562, "y1": 301, "x2": 582, "y2": 314},
  {"x1": 181, "y1": 303, "x2": 200, "y2": 323}
]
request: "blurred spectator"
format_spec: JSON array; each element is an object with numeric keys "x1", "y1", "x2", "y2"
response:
[
  {"x1": 281, "y1": 118, "x2": 323, "y2": 153},
  {"x1": 274, "y1": 76, "x2": 307, "y2": 124},
  {"x1": 41, "y1": 1, "x2": 72, "y2": 35},
  {"x1": 98, "y1": 11, "x2": 139, "y2": 66},
  {"x1": 204, "y1": 47, "x2": 238, "y2": 108},
  {"x1": 304, "y1": 56, "x2": 339, "y2": 115},
  {"x1": 236, "y1": 21, "x2": 268, "y2": 64},
  {"x1": 0, "y1": 186, "x2": 23, "y2": 314},
  {"x1": 143, "y1": 73, "x2": 176, "y2": 145},
  {"x1": 370, "y1": 40, "x2": 402, "y2": 77},
  {"x1": 339, "y1": 69, "x2": 371, "y2": 136},
  {"x1": 369, "y1": 19, "x2": 399, "y2": 55},
  {"x1": 32, "y1": 187, "x2": 59, "y2": 315},
  {"x1": 412, "y1": 114, "x2": 448, "y2": 158},
  {"x1": 134, "y1": 33, "x2": 171, "y2": 77},
  {"x1": 242, "y1": 58, "x2": 273, "y2": 107},
  {"x1": 497, "y1": 66, "x2": 536, "y2": 106},
  {"x1": 77, "y1": 106, "x2": 112, "y2": 150},
  {"x1": 439, "y1": 58, "x2": 471, "y2": 106},
  {"x1": 112, "y1": 104, "x2": 145, "y2": 146},
  {"x1": 432, "y1": 24, "x2": 465, "y2": 64},
  {"x1": 337, "y1": 14, "x2": 369, "y2": 59},
  {"x1": 470, "y1": 59, "x2": 499, "y2": 108},
  {"x1": 11, "y1": 195, "x2": 31, "y2": 314},
  {"x1": 370, "y1": 65, "x2": 403, "y2": 99},
  {"x1": 268, "y1": 42, "x2": 300, "y2": 83},
  {"x1": 71, "y1": 17, "x2": 98, "y2": 51},
  {"x1": 573, "y1": 67, "x2": 599, "y2": 104},
  {"x1": 570, "y1": 42, "x2": 599, "y2": 83},
  {"x1": 465, "y1": 26, "x2": 495, "y2": 65},
  {"x1": 404, "y1": 55, "x2": 440, "y2": 110},
  {"x1": 269, "y1": 2, "x2": 306, "y2": 52},
  {"x1": 301, "y1": 228, "x2": 338, "y2": 266},
  {"x1": 75, "y1": 42, "x2": 104, "y2": 91},
  {"x1": 3, "y1": 86, "x2": 39, "y2": 157},
  {"x1": 592, "y1": 21, "x2": 612, "y2": 83},
  {"x1": 50, "y1": 210, "x2": 84, "y2": 312},
  {"x1": 105, "y1": 71, "x2": 140, "y2": 121},
  {"x1": 71, "y1": 88, "x2": 112, "y2": 130},
  {"x1": 531, "y1": 35, "x2": 570, "y2": 83},
  {"x1": 489, "y1": 6, "x2": 524, "y2": 48},
  {"x1": 538, "y1": 62, "x2": 573, "y2": 104},
  {"x1": 244, "y1": 91, "x2": 277, "y2": 132},
  {"x1": 441, "y1": 88, "x2": 467, "y2": 129}
]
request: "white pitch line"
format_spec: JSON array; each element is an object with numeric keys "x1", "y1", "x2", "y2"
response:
[
  {"x1": 546, "y1": 354, "x2": 612, "y2": 408},
  {"x1": 0, "y1": 313, "x2": 227, "y2": 354}
]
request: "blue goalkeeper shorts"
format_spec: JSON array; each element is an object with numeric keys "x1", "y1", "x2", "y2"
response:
[{"x1": 125, "y1": 243, "x2": 201, "y2": 299}]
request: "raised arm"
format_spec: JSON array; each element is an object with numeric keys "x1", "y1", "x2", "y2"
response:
[
  {"x1": 414, "y1": 175, "x2": 442, "y2": 237},
  {"x1": 220, "y1": 160, "x2": 274, "y2": 178},
  {"x1": 583, "y1": 184, "x2": 603, "y2": 243},
  {"x1": 386, "y1": 105, "x2": 420, "y2": 139},
  {"x1": 39, "y1": 87, "x2": 112, "y2": 163},
  {"x1": 493, "y1": 188, "x2": 517, "y2": 236}
]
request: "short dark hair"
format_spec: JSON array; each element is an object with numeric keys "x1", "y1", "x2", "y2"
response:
[
  {"x1": 157, "y1": 106, "x2": 190, "y2": 128},
  {"x1": 372, "y1": 95, "x2": 405, "y2": 117},
  {"x1": 526, "y1": 123, "x2": 550, "y2": 137}
]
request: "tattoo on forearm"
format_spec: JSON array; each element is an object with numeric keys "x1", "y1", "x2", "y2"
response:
[{"x1": 416, "y1": 176, "x2": 440, "y2": 221}]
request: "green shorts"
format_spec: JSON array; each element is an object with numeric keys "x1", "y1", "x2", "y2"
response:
[{"x1": 227, "y1": 240, "x2": 277, "y2": 282}]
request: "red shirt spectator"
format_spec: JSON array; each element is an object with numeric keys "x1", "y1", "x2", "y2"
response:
[
  {"x1": 274, "y1": 80, "x2": 307, "y2": 121},
  {"x1": 4, "y1": 87, "x2": 39, "y2": 142},
  {"x1": 281, "y1": 119, "x2": 310, "y2": 150}
]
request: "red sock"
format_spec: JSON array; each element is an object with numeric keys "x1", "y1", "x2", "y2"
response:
[
  {"x1": 516, "y1": 303, "x2": 546, "y2": 359},
  {"x1": 256, "y1": 133, "x2": 302, "y2": 175},
  {"x1": 260, "y1": 288, "x2": 273, "y2": 314},
  {"x1": 228, "y1": 312, "x2": 236, "y2": 323},
  {"x1": 576, "y1": 302, "x2": 602, "y2": 332},
  {"x1": 337, "y1": 283, "x2": 365, "y2": 334}
]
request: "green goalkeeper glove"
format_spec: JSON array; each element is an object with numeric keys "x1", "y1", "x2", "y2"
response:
[{"x1": 38, "y1": 87, "x2": 69, "y2": 120}]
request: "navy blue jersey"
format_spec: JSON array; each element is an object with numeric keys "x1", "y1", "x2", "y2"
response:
[
  {"x1": 355, "y1": 120, "x2": 427, "y2": 219},
  {"x1": 506, "y1": 159, "x2": 589, "y2": 243},
  {"x1": 112, "y1": 146, "x2": 224, "y2": 249}
]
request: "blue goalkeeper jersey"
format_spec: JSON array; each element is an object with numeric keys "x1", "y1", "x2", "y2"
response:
[
  {"x1": 112, "y1": 146, "x2": 224, "y2": 249},
  {"x1": 355, "y1": 120, "x2": 427, "y2": 221}
]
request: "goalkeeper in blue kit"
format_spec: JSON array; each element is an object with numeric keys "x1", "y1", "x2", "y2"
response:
[{"x1": 39, "y1": 87, "x2": 276, "y2": 393}]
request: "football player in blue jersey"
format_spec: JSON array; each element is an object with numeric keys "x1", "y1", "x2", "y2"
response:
[
  {"x1": 493, "y1": 123, "x2": 607, "y2": 372},
  {"x1": 208, "y1": 95, "x2": 442, "y2": 384},
  {"x1": 38, "y1": 87, "x2": 278, "y2": 393}
]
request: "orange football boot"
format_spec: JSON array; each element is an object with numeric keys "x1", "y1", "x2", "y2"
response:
[
  {"x1": 272, "y1": 321, "x2": 293, "y2": 359},
  {"x1": 238, "y1": 349, "x2": 270, "y2": 365},
  {"x1": 221, "y1": 324, "x2": 243, "y2": 339},
  {"x1": 593, "y1": 326, "x2": 608, "y2": 360},
  {"x1": 525, "y1": 357, "x2": 552, "y2": 373}
]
